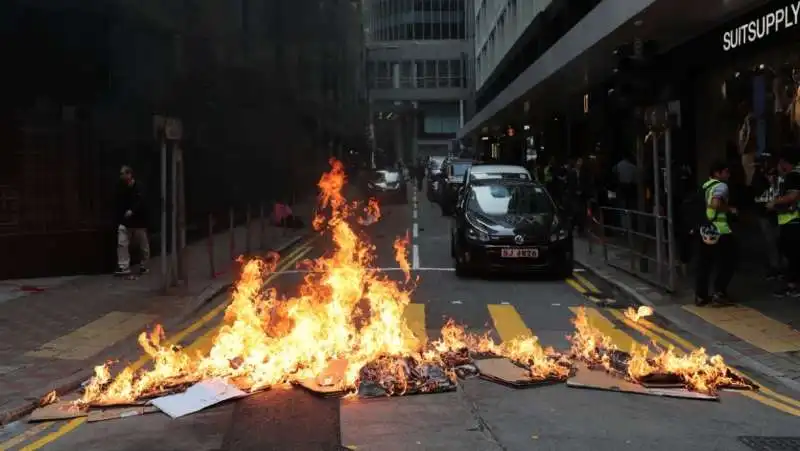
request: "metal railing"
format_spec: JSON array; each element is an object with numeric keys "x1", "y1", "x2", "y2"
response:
[{"x1": 586, "y1": 205, "x2": 677, "y2": 292}]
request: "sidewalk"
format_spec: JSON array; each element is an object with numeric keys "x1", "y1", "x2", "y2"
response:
[
  {"x1": 574, "y1": 236, "x2": 800, "y2": 393},
  {"x1": 0, "y1": 200, "x2": 317, "y2": 424}
]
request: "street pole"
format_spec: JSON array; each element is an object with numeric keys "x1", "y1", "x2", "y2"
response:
[
  {"x1": 170, "y1": 141, "x2": 178, "y2": 286},
  {"x1": 160, "y1": 136, "x2": 169, "y2": 290},
  {"x1": 176, "y1": 143, "x2": 187, "y2": 286}
]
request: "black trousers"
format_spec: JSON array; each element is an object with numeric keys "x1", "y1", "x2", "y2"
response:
[
  {"x1": 695, "y1": 234, "x2": 738, "y2": 299},
  {"x1": 779, "y1": 223, "x2": 800, "y2": 284}
]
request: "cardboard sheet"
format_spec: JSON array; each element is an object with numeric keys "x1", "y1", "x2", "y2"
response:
[
  {"x1": 87, "y1": 405, "x2": 160, "y2": 423},
  {"x1": 474, "y1": 358, "x2": 563, "y2": 388},
  {"x1": 29, "y1": 401, "x2": 88, "y2": 422},
  {"x1": 151, "y1": 378, "x2": 247, "y2": 419},
  {"x1": 296, "y1": 358, "x2": 351, "y2": 397},
  {"x1": 566, "y1": 363, "x2": 718, "y2": 401}
]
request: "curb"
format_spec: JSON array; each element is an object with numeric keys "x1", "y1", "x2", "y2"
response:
[
  {"x1": 0, "y1": 234, "x2": 308, "y2": 426},
  {"x1": 574, "y1": 256, "x2": 800, "y2": 394}
]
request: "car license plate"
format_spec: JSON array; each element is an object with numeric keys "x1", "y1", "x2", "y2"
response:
[{"x1": 501, "y1": 248, "x2": 538, "y2": 258}]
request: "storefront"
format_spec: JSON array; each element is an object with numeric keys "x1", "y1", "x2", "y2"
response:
[{"x1": 690, "y1": 0, "x2": 800, "y2": 181}]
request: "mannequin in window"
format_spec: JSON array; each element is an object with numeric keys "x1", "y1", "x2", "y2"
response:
[{"x1": 737, "y1": 103, "x2": 757, "y2": 186}]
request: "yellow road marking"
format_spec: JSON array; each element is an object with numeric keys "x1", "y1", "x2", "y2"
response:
[
  {"x1": 9, "y1": 240, "x2": 314, "y2": 450},
  {"x1": 573, "y1": 273, "x2": 601, "y2": 293},
  {"x1": 403, "y1": 303, "x2": 427, "y2": 345},
  {"x1": 683, "y1": 304, "x2": 800, "y2": 353},
  {"x1": 26, "y1": 312, "x2": 156, "y2": 360},
  {"x1": 568, "y1": 307, "x2": 637, "y2": 353},
  {"x1": 487, "y1": 304, "x2": 533, "y2": 342},
  {"x1": 738, "y1": 390, "x2": 800, "y2": 416},
  {"x1": 608, "y1": 309, "x2": 676, "y2": 353},
  {"x1": 634, "y1": 317, "x2": 800, "y2": 411},
  {"x1": 565, "y1": 278, "x2": 586, "y2": 294},
  {"x1": 0, "y1": 421, "x2": 55, "y2": 450},
  {"x1": 18, "y1": 418, "x2": 86, "y2": 451}
]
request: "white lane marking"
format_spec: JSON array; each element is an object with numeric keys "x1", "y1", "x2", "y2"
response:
[
  {"x1": 551, "y1": 303, "x2": 561, "y2": 306},
  {"x1": 412, "y1": 209, "x2": 418, "y2": 219},
  {"x1": 500, "y1": 301, "x2": 510, "y2": 305},
  {"x1": 412, "y1": 223, "x2": 419, "y2": 238},
  {"x1": 412, "y1": 244, "x2": 420, "y2": 269},
  {"x1": 451, "y1": 300, "x2": 462, "y2": 305},
  {"x1": 573, "y1": 268, "x2": 585, "y2": 273}
]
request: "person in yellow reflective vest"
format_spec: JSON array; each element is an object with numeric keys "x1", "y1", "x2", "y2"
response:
[
  {"x1": 767, "y1": 151, "x2": 800, "y2": 297},
  {"x1": 695, "y1": 160, "x2": 738, "y2": 306}
]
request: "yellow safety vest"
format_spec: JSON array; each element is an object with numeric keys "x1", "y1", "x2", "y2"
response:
[
  {"x1": 703, "y1": 178, "x2": 731, "y2": 234},
  {"x1": 777, "y1": 167, "x2": 800, "y2": 226}
]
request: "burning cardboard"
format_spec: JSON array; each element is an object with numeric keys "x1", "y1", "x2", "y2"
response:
[
  {"x1": 295, "y1": 358, "x2": 352, "y2": 398},
  {"x1": 474, "y1": 358, "x2": 567, "y2": 388},
  {"x1": 29, "y1": 400, "x2": 88, "y2": 422},
  {"x1": 87, "y1": 406, "x2": 160, "y2": 423},
  {"x1": 567, "y1": 363, "x2": 718, "y2": 401}
]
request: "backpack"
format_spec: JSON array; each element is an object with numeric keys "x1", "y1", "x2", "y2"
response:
[{"x1": 681, "y1": 181, "x2": 720, "y2": 234}]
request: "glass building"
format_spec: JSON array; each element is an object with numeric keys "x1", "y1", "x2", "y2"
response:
[{"x1": 363, "y1": 0, "x2": 473, "y2": 161}]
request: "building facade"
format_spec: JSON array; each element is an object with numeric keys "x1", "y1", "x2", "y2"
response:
[
  {"x1": 363, "y1": 0, "x2": 473, "y2": 162},
  {"x1": 0, "y1": 0, "x2": 366, "y2": 278}
]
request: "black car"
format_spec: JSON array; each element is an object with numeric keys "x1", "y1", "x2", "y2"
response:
[
  {"x1": 426, "y1": 156, "x2": 446, "y2": 202},
  {"x1": 363, "y1": 168, "x2": 407, "y2": 204},
  {"x1": 438, "y1": 158, "x2": 474, "y2": 215},
  {"x1": 450, "y1": 179, "x2": 573, "y2": 277}
]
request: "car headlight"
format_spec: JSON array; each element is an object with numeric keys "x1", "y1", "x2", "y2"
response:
[
  {"x1": 550, "y1": 228, "x2": 568, "y2": 242},
  {"x1": 466, "y1": 226, "x2": 491, "y2": 242}
]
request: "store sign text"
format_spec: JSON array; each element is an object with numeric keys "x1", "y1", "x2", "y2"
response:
[{"x1": 722, "y1": 1, "x2": 800, "y2": 51}]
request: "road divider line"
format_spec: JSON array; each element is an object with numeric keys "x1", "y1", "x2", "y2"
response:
[
  {"x1": 573, "y1": 273, "x2": 601, "y2": 293},
  {"x1": 403, "y1": 303, "x2": 427, "y2": 345},
  {"x1": 565, "y1": 278, "x2": 587, "y2": 294},
  {"x1": 607, "y1": 309, "x2": 681, "y2": 354},
  {"x1": 7, "y1": 241, "x2": 315, "y2": 450},
  {"x1": 487, "y1": 304, "x2": 533, "y2": 342},
  {"x1": 18, "y1": 417, "x2": 86, "y2": 451},
  {"x1": 0, "y1": 421, "x2": 55, "y2": 450},
  {"x1": 412, "y1": 245, "x2": 419, "y2": 270},
  {"x1": 569, "y1": 307, "x2": 637, "y2": 353},
  {"x1": 412, "y1": 223, "x2": 418, "y2": 238}
]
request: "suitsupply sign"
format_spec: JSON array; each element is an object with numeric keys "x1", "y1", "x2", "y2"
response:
[{"x1": 722, "y1": 0, "x2": 800, "y2": 51}]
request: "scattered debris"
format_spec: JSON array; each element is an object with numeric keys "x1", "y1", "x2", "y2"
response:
[
  {"x1": 29, "y1": 401, "x2": 88, "y2": 422},
  {"x1": 150, "y1": 378, "x2": 248, "y2": 419},
  {"x1": 39, "y1": 390, "x2": 58, "y2": 407},
  {"x1": 566, "y1": 363, "x2": 718, "y2": 401},
  {"x1": 474, "y1": 358, "x2": 566, "y2": 388},
  {"x1": 87, "y1": 406, "x2": 160, "y2": 423}
]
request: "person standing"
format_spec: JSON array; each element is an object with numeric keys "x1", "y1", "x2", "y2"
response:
[
  {"x1": 695, "y1": 161, "x2": 738, "y2": 306},
  {"x1": 752, "y1": 159, "x2": 781, "y2": 279},
  {"x1": 115, "y1": 165, "x2": 150, "y2": 276},
  {"x1": 768, "y1": 151, "x2": 800, "y2": 297}
]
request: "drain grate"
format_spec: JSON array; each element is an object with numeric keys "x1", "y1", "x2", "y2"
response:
[{"x1": 738, "y1": 437, "x2": 800, "y2": 451}]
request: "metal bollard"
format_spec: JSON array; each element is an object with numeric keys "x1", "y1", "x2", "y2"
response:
[
  {"x1": 208, "y1": 213, "x2": 216, "y2": 278},
  {"x1": 229, "y1": 207, "x2": 235, "y2": 262},
  {"x1": 245, "y1": 204, "x2": 252, "y2": 254}
]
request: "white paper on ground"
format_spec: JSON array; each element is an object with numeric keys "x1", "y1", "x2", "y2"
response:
[{"x1": 151, "y1": 378, "x2": 247, "y2": 419}]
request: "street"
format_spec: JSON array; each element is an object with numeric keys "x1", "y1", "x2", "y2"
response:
[{"x1": 1, "y1": 186, "x2": 799, "y2": 451}]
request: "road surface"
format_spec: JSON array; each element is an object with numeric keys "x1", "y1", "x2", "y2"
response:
[{"x1": 1, "y1": 186, "x2": 799, "y2": 451}]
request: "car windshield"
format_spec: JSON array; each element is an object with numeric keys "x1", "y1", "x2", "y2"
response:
[
  {"x1": 375, "y1": 170, "x2": 400, "y2": 183},
  {"x1": 467, "y1": 184, "x2": 552, "y2": 216},
  {"x1": 451, "y1": 163, "x2": 471, "y2": 178},
  {"x1": 471, "y1": 172, "x2": 529, "y2": 181}
]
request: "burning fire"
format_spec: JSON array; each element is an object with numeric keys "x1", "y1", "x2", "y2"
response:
[
  {"x1": 74, "y1": 160, "x2": 750, "y2": 406},
  {"x1": 624, "y1": 306, "x2": 653, "y2": 323}
]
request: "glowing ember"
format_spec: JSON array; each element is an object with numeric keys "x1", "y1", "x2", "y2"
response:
[{"x1": 624, "y1": 306, "x2": 653, "y2": 323}]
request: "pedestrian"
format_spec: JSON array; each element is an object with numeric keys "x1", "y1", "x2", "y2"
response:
[
  {"x1": 767, "y1": 150, "x2": 800, "y2": 297},
  {"x1": 751, "y1": 157, "x2": 781, "y2": 279},
  {"x1": 694, "y1": 160, "x2": 738, "y2": 306},
  {"x1": 115, "y1": 165, "x2": 150, "y2": 276}
]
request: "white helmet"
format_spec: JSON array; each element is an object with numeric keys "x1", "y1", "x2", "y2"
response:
[{"x1": 699, "y1": 224, "x2": 720, "y2": 245}]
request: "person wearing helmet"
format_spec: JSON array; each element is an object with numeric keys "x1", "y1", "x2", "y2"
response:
[
  {"x1": 694, "y1": 160, "x2": 738, "y2": 306},
  {"x1": 767, "y1": 150, "x2": 800, "y2": 297}
]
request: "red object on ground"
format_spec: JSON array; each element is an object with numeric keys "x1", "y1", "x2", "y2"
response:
[{"x1": 18, "y1": 285, "x2": 45, "y2": 293}]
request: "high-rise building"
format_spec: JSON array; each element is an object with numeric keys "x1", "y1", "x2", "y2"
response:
[{"x1": 362, "y1": 0, "x2": 473, "y2": 162}]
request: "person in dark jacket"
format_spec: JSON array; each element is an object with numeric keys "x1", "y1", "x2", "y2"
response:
[{"x1": 115, "y1": 165, "x2": 150, "y2": 276}]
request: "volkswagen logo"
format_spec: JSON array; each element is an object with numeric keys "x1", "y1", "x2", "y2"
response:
[{"x1": 514, "y1": 235, "x2": 524, "y2": 245}]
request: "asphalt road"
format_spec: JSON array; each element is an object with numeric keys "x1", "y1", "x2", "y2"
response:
[{"x1": 1, "y1": 185, "x2": 799, "y2": 451}]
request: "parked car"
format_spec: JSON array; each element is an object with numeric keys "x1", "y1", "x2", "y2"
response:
[
  {"x1": 437, "y1": 158, "x2": 474, "y2": 215},
  {"x1": 426, "y1": 156, "x2": 446, "y2": 202},
  {"x1": 458, "y1": 164, "x2": 533, "y2": 205},
  {"x1": 364, "y1": 168, "x2": 407, "y2": 204},
  {"x1": 450, "y1": 178, "x2": 573, "y2": 278}
]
